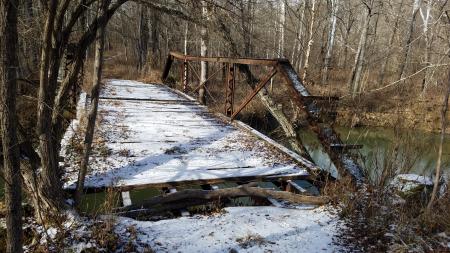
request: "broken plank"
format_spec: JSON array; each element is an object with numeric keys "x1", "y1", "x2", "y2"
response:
[{"x1": 66, "y1": 171, "x2": 311, "y2": 194}]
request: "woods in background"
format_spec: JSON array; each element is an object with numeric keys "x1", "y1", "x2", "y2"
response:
[
  {"x1": 11, "y1": 0, "x2": 450, "y2": 98},
  {"x1": 99, "y1": 0, "x2": 449, "y2": 97}
]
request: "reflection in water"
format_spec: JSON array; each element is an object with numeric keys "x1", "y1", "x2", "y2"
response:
[{"x1": 297, "y1": 126, "x2": 450, "y2": 179}]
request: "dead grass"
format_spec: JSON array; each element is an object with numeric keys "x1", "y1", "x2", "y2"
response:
[
  {"x1": 325, "y1": 128, "x2": 450, "y2": 252},
  {"x1": 236, "y1": 233, "x2": 268, "y2": 249}
]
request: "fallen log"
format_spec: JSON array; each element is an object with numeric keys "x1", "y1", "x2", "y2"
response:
[{"x1": 116, "y1": 186, "x2": 329, "y2": 214}]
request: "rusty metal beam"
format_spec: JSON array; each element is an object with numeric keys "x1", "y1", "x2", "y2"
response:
[
  {"x1": 225, "y1": 63, "x2": 235, "y2": 117},
  {"x1": 276, "y1": 62, "x2": 365, "y2": 183},
  {"x1": 231, "y1": 67, "x2": 277, "y2": 120},
  {"x1": 170, "y1": 51, "x2": 287, "y2": 66},
  {"x1": 161, "y1": 52, "x2": 365, "y2": 184}
]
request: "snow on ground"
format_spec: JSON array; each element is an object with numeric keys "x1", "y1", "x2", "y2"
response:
[
  {"x1": 62, "y1": 80, "x2": 313, "y2": 190},
  {"x1": 114, "y1": 206, "x2": 341, "y2": 253}
]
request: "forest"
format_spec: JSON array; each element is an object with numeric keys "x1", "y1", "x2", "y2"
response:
[{"x1": 0, "y1": 0, "x2": 449, "y2": 252}]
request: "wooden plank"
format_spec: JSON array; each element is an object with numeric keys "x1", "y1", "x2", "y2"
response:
[
  {"x1": 99, "y1": 96, "x2": 198, "y2": 104},
  {"x1": 66, "y1": 172, "x2": 310, "y2": 194},
  {"x1": 286, "y1": 180, "x2": 308, "y2": 194},
  {"x1": 230, "y1": 119, "x2": 318, "y2": 172}
]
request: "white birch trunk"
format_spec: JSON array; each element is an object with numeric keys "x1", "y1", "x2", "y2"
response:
[
  {"x1": 302, "y1": 0, "x2": 316, "y2": 81},
  {"x1": 199, "y1": 0, "x2": 208, "y2": 105},
  {"x1": 420, "y1": 0, "x2": 433, "y2": 92}
]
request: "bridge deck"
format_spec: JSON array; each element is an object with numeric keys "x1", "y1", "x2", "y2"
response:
[{"x1": 62, "y1": 80, "x2": 316, "y2": 192}]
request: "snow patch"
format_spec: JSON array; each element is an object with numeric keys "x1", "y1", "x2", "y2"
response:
[{"x1": 114, "y1": 206, "x2": 341, "y2": 252}]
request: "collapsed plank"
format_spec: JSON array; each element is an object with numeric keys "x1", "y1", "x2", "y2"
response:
[{"x1": 116, "y1": 186, "x2": 329, "y2": 214}]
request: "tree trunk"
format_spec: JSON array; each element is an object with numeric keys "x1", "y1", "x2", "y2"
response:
[
  {"x1": 302, "y1": 0, "x2": 316, "y2": 81},
  {"x1": 150, "y1": 10, "x2": 159, "y2": 68},
  {"x1": 0, "y1": 0, "x2": 23, "y2": 251},
  {"x1": 379, "y1": 0, "x2": 404, "y2": 85},
  {"x1": 184, "y1": 22, "x2": 188, "y2": 55},
  {"x1": 321, "y1": 0, "x2": 339, "y2": 85},
  {"x1": 137, "y1": 3, "x2": 149, "y2": 72},
  {"x1": 427, "y1": 50, "x2": 450, "y2": 210},
  {"x1": 397, "y1": 0, "x2": 422, "y2": 80},
  {"x1": 278, "y1": 0, "x2": 286, "y2": 57},
  {"x1": 75, "y1": 0, "x2": 108, "y2": 207},
  {"x1": 199, "y1": 0, "x2": 208, "y2": 105},
  {"x1": 294, "y1": 0, "x2": 306, "y2": 71},
  {"x1": 348, "y1": 4, "x2": 371, "y2": 97},
  {"x1": 24, "y1": 0, "x2": 38, "y2": 67},
  {"x1": 420, "y1": 0, "x2": 433, "y2": 92},
  {"x1": 118, "y1": 186, "x2": 329, "y2": 214}
]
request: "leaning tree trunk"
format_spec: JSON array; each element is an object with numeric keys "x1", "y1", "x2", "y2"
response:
[
  {"x1": 0, "y1": 0, "x2": 23, "y2": 251},
  {"x1": 199, "y1": 0, "x2": 208, "y2": 105},
  {"x1": 75, "y1": 1, "x2": 108, "y2": 207}
]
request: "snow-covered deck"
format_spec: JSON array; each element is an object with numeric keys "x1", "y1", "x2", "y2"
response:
[{"x1": 62, "y1": 80, "x2": 316, "y2": 191}]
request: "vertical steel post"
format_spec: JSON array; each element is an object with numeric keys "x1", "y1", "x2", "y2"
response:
[{"x1": 224, "y1": 63, "x2": 235, "y2": 117}]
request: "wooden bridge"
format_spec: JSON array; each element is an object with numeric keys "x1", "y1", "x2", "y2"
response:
[
  {"x1": 62, "y1": 53, "x2": 364, "y2": 211},
  {"x1": 63, "y1": 80, "x2": 318, "y2": 194}
]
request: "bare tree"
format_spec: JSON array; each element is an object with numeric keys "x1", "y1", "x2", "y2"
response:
[{"x1": 0, "y1": 0, "x2": 23, "y2": 251}]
